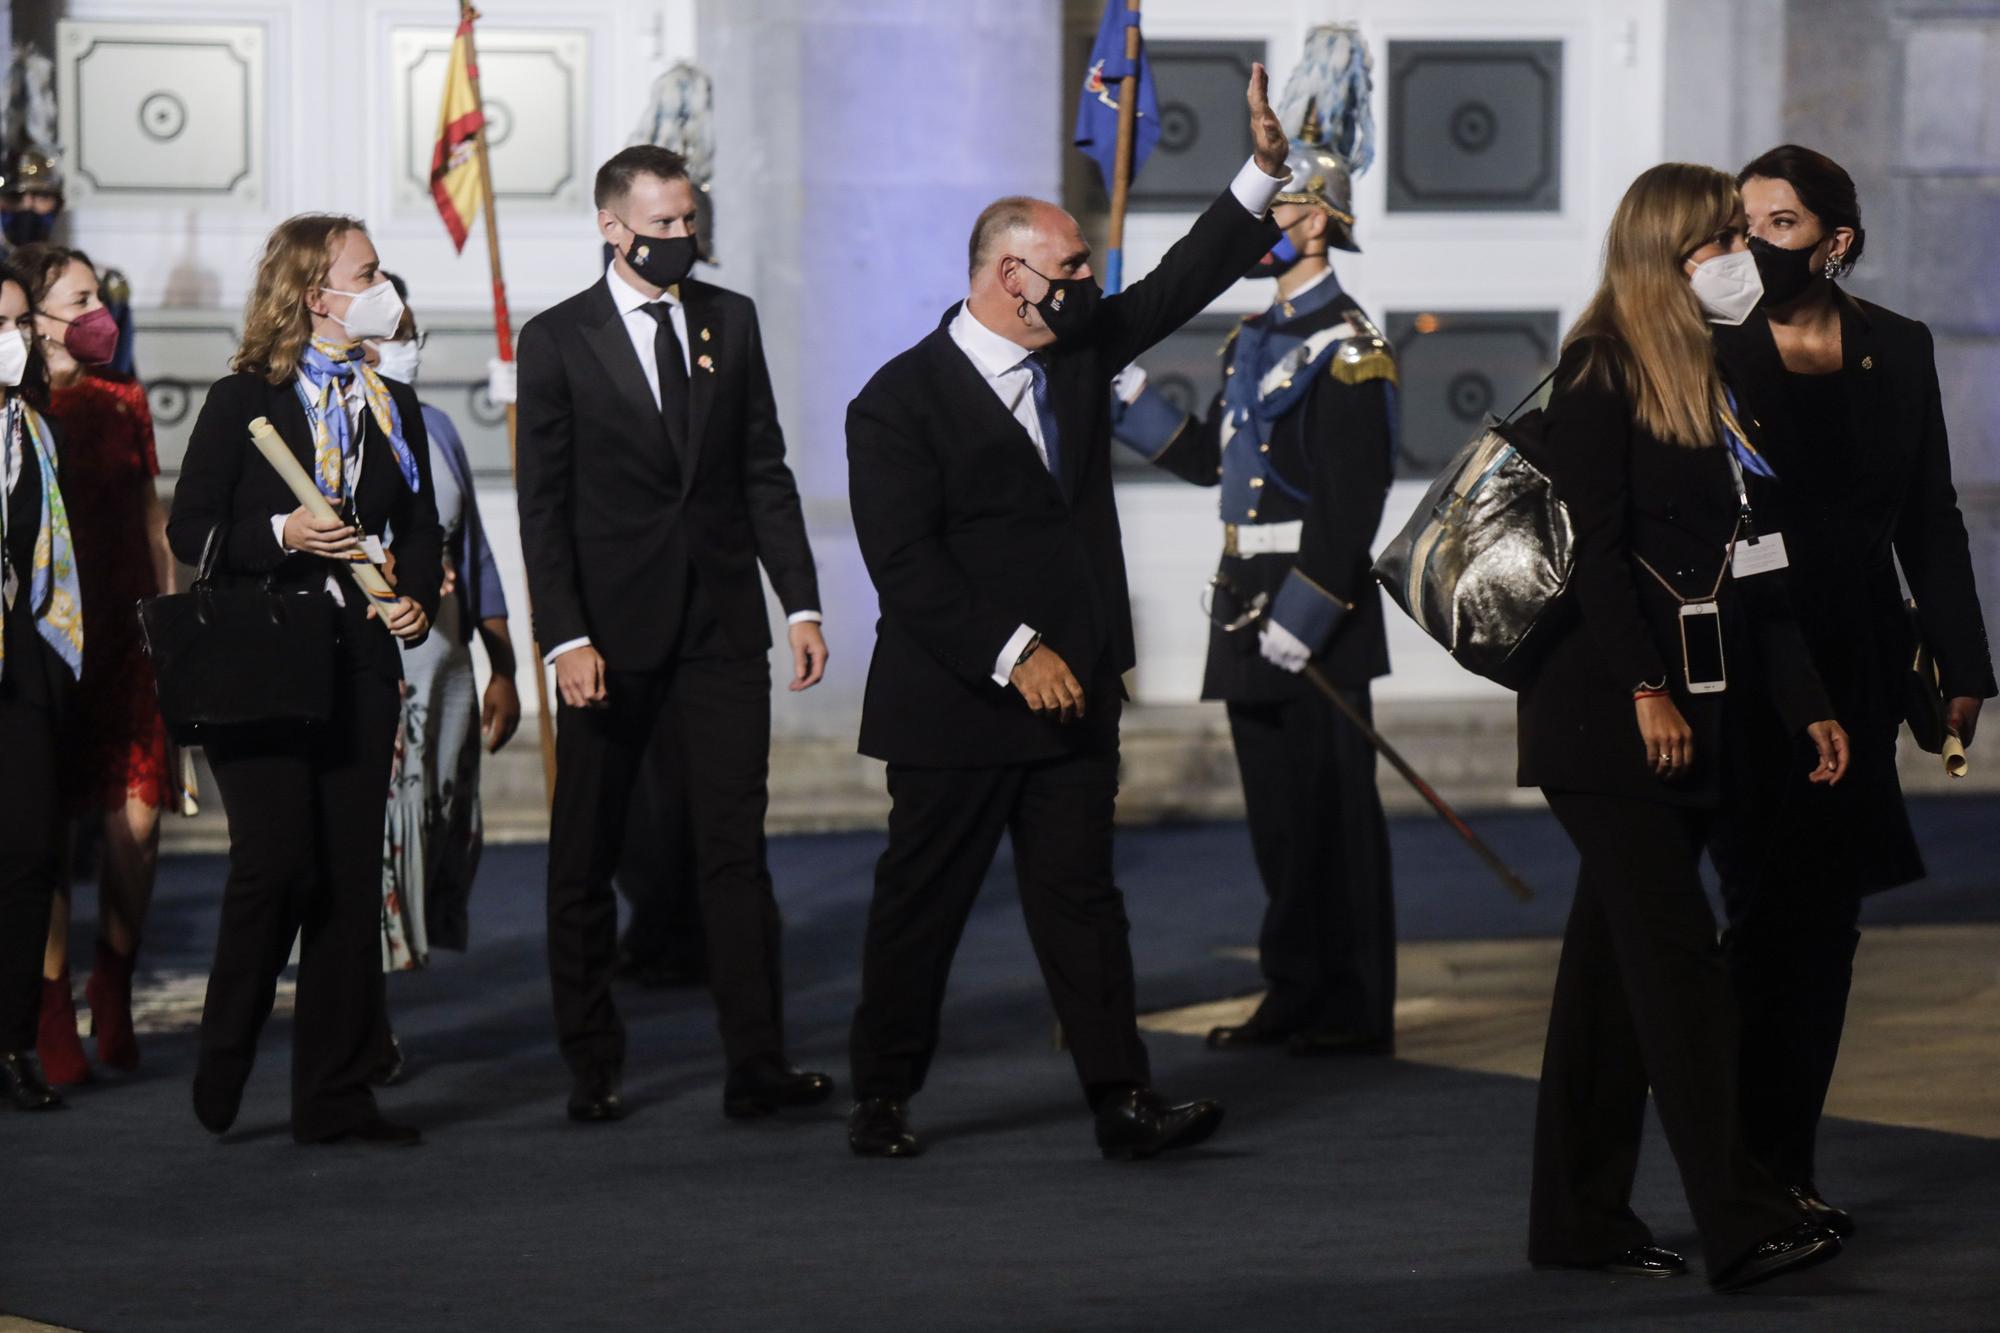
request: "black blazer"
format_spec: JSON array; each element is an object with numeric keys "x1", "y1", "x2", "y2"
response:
[
  {"x1": 168, "y1": 371, "x2": 443, "y2": 681},
  {"x1": 1714, "y1": 294, "x2": 1995, "y2": 711},
  {"x1": 515, "y1": 277, "x2": 818, "y2": 671},
  {"x1": 847, "y1": 189, "x2": 1278, "y2": 767},
  {"x1": 1, "y1": 414, "x2": 71, "y2": 710},
  {"x1": 1516, "y1": 340, "x2": 1831, "y2": 806}
]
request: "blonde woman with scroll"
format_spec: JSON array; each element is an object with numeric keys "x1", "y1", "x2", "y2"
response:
[{"x1": 166, "y1": 214, "x2": 441, "y2": 1147}]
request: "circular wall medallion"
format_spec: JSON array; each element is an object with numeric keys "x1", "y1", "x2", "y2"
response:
[
  {"x1": 138, "y1": 92, "x2": 188, "y2": 143},
  {"x1": 1158, "y1": 102, "x2": 1198, "y2": 154},
  {"x1": 483, "y1": 99, "x2": 515, "y2": 150},
  {"x1": 1446, "y1": 370, "x2": 1495, "y2": 422},
  {"x1": 147, "y1": 380, "x2": 191, "y2": 427},
  {"x1": 1447, "y1": 100, "x2": 1498, "y2": 154}
]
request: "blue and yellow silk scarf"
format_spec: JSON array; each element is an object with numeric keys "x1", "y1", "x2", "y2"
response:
[
  {"x1": 295, "y1": 338, "x2": 421, "y2": 504},
  {"x1": 0, "y1": 399, "x2": 83, "y2": 680}
]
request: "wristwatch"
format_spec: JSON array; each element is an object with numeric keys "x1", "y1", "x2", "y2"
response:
[{"x1": 1015, "y1": 633, "x2": 1043, "y2": 671}]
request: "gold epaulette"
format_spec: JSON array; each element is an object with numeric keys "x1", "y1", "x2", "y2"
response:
[
  {"x1": 1330, "y1": 333, "x2": 1397, "y2": 386},
  {"x1": 1216, "y1": 324, "x2": 1242, "y2": 357}
]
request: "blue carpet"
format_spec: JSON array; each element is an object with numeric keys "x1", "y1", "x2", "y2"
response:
[{"x1": 8, "y1": 798, "x2": 1998, "y2": 1330}]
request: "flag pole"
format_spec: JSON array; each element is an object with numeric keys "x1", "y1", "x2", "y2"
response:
[
  {"x1": 460, "y1": 0, "x2": 557, "y2": 807},
  {"x1": 1103, "y1": 0, "x2": 1142, "y2": 295}
]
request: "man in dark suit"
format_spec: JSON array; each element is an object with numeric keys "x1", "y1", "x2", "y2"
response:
[
  {"x1": 516, "y1": 146, "x2": 830, "y2": 1124},
  {"x1": 1111, "y1": 114, "x2": 1398, "y2": 1059},
  {"x1": 842, "y1": 66, "x2": 1291, "y2": 1160}
]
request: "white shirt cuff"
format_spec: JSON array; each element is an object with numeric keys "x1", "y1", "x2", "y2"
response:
[
  {"x1": 1112, "y1": 364, "x2": 1148, "y2": 405},
  {"x1": 992, "y1": 623, "x2": 1037, "y2": 687},
  {"x1": 1230, "y1": 156, "x2": 1289, "y2": 219},
  {"x1": 544, "y1": 636, "x2": 592, "y2": 666},
  {"x1": 270, "y1": 513, "x2": 291, "y2": 552},
  {"x1": 787, "y1": 610, "x2": 822, "y2": 625}
]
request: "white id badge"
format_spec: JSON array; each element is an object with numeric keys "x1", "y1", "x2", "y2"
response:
[
  {"x1": 1680, "y1": 600, "x2": 1727, "y2": 694},
  {"x1": 362, "y1": 535, "x2": 388, "y2": 564},
  {"x1": 1732, "y1": 532, "x2": 1789, "y2": 578}
]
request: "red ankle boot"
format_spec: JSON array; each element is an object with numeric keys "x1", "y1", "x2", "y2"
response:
[
  {"x1": 86, "y1": 938, "x2": 141, "y2": 1072},
  {"x1": 36, "y1": 970, "x2": 92, "y2": 1087}
]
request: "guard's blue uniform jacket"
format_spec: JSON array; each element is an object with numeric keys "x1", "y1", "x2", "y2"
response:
[{"x1": 1114, "y1": 274, "x2": 1397, "y2": 698}]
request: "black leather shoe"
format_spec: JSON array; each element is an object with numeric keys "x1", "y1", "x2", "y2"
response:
[
  {"x1": 1788, "y1": 1183, "x2": 1855, "y2": 1239},
  {"x1": 1712, "y1": 1221, "x2": 1842, "y2": 1293},
  {"x1": 2, "y1": 1051, "x2": 63, "y2": 1111},
  {"x1": 192, "y1": 1065, "x2": 245, "y2": 1135},
  {"x1": 724, "y1": 1055, "x2": 834, "y2": 1119},
  {"x1": 1286, "y1": 1029, "x2": 1394, "y2": 1058},
  {"x1": 1205, "y1": 1019, "x2": 1290, "y2": 1051},
  {"x1": 1094, "y1": 1087, "x2": 1225, "y2": 1161},
  {"x1": 1538, "y1": 1246, "x2": 1687, "y2": 1278},
  {"x1": 318, "y1": 1116, "x2": 422, "y2": 1147},
  {"x1": 567, "y1": 1073, "x2": 627, "y2": 1123},
  {"x1": 847, "y1": 1098, "x2": 922, "y2": 1157}
]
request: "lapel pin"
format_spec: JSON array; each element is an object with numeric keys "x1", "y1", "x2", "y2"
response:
[
  {"x1": 697, "y1": 354, "x2": 715, "y2": 373},
  {"x1": 1860, "y1": 355, "x2": 1873, "y2": 370},
  {"x1": 700, "y1": 327, "x2": 711, "y2": 342}
]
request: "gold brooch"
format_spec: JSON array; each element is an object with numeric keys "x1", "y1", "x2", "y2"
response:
[
  {"x1": 700, "y1": 328, "x2": 712, "y2": 342},
  {"x1": 697, "y1": 354, "x2": 715, "y2": 373},
  {"x1": 1860, "y1": 355, "x2": 1873, "y2": 370}
]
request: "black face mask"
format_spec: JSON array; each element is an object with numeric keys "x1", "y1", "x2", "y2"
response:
[
  {"x1": 1748, "y1": 234, "x2": 1820, "y2": 308},
  {"x1": 620, "y1": 229, "x2": 698, "y2": 289},
  {"x1": 1014, "y1": 259, "x2": 1102, "y2": 344},
  {"x1": 1249, "y1": 233, "x2": 1308, "y2": 280}
]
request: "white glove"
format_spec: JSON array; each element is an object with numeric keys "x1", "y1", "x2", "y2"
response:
[
  {"x1": 487, "y1": 357, "x2": 518, "y2": 406},
  {"x1": 1111, "y1": 363, "x2": 1148, "y2": 405},
  {"x1": 1259, "y1": 619, "x2": 1311, "y2": 674}
]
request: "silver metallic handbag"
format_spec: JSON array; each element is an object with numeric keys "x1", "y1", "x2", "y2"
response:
[{"x1": 1372, "y1": 373, "x2": 1574, "y2": 688}]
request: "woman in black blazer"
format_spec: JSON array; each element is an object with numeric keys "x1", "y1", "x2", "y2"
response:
[
  {"x1": 167, "y1": 215, "x2": 440, "y2": 1146},
  {"x1": 0, "y1": 261, "x2": 80, "y2": 1111},
  {"x1": 1709, "y1": 145, "x2": 1996, "y2": 1234},
  {"x1": 1517, "y1": 164, "x2": 1850, "y2": 1292}
]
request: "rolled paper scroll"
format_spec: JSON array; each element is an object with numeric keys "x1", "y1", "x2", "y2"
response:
[
  {"x1": 1944, "y1": 733, "x2": 1968, "y2": 779},
  {"x1": 246, "y1": 416, "x2": 398, "y2": 610}
]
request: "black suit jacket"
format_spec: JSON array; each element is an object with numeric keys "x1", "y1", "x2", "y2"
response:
[
  {"x1": 1516, "y1": 340, "x2": 1831, "y2": 806},
  {"x1": 1713, "y1": 294, "x2": 1995, "y2": 709},
  {"x1": 516, "y1": 277, "x2": 819, "y2": 670},
  {"x1": 847, "y1": 189, "x2": 1278, "y2": 766},
  {"x1": 168, "y1": 371, "x2": 443, "y2": 681}
]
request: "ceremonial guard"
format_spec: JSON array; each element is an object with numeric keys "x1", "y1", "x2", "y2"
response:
[{"x1": 1113, "y1": 32, "x2": 1398, "y2": 1056}]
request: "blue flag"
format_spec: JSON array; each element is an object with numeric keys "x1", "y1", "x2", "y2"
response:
[{"x1": 1074, "y1": 0, "x2": 1160, "y2": 196}]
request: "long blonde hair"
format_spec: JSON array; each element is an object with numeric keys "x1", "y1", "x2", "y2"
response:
[
  {"x1": 1563, "y1": 164, "x2": 1739, "y2": 448},
  {"x1": 232, "y1": 213, "x2": 363, "y2": 384}
]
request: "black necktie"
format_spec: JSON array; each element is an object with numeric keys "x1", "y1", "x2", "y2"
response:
[{"x1": 638, "y1": 302, "x2": 690, "y2": 432}]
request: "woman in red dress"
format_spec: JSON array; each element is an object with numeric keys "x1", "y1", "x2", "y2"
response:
[{"x1": 15, "y1": 244, "x2": 172, "y2": 1085}]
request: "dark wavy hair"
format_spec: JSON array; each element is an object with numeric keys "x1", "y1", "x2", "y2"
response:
[
  {"x1": 1738, "y1": 144, "x2": 1865, "y2": 272},
  {"x1": 0, "y1": 261, "x2": 53, "y2": 413}
]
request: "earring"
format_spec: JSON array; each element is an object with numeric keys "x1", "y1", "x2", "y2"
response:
[{"x1": 1823, "y1": 256, "x2": 1843, "y2": 279}]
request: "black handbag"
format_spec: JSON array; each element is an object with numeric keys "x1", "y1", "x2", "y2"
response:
[{"x1": 138, "y1": 526, "x2": 337, "y2": 743}]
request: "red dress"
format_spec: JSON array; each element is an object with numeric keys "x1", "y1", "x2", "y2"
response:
[{"x1": 53, "y1": 372, "x2": 170, "y2": 812}]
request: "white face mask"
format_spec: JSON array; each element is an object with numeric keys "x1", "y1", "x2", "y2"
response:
[
  {"x1": 0, "y1": 328, "x2": 27, "y2": 387},
  {"x1": 1688, "y1": 249, "x2": 1763, "y2": 326},
  {"x1": 321, "y1": 279, "x2": 406, "y2": 342},
  {"x1": 373, "y1": 339, "x2": 422, "y2": 384}
]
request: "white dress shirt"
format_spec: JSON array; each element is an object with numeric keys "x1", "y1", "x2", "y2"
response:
[
  {"x1": 959, "y1": 155, "x2": 1290, "y2": 686},
  {"x1": 545, "y1": 263, "x2": 819, "y2": 666}
]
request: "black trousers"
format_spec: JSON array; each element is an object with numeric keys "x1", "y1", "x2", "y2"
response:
[
  {"x1": 199, "y1": 662, "x2": 400, "y2": 1142},
  {"x1": 1713, "y1": 849, "x2": 1864, "y2": 1190},
  {"x1": 850, "y1": 733, "x2": 1151, "y2": 1106},
  {"x1": 0, "y1": 694, "x2": 62, "y2": 1052},
  {"x1": 1532, "y1": 791, "x2": 1796, "y2": 1276},
  {"x1": 613, "y1": 718, "x2": 704, "y2": 971},
  {"x1": 1227, "y1": 690, "x2": 1395, "y2": 1039},
  {"x1": 546, "y1": 603, "x2": 782, "y2": 1080}
]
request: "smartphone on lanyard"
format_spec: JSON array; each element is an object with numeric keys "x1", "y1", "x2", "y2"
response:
[{"x1": 1680, "y1": 601, "x2": 1727, "y2": 694}]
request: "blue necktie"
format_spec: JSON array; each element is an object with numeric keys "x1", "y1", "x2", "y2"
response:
[{"x1": 1023, "y1": 354, "x2": 1063, "y2": 487}]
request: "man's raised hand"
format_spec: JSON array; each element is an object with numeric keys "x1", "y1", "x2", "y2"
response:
[{"x1": 1246, "y1": 62, "x2": 1290, "y2": 179}]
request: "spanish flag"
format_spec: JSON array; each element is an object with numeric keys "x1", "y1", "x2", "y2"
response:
[{"x1": 430, "y1": 15, "x2": 486, "y2": 251}]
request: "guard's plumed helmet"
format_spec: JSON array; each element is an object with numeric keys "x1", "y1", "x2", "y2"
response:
[{"x1": 1274, "y1": 103, "x2": 1360, "y2": 253}]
